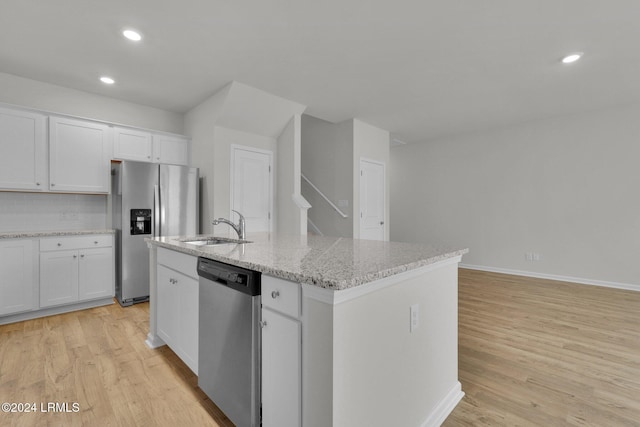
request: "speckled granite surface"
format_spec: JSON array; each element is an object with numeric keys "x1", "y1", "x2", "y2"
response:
[
  {"x1": 0, "y1": 229, "x2": 115, "y2": 239},
  {"x1": 148, "y1": 233, "x2": 468, "y2": 290}
]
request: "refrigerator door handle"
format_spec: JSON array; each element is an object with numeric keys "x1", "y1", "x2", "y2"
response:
[{"x1": 154, "y1": 184, "x2": 161, "y2": 238}]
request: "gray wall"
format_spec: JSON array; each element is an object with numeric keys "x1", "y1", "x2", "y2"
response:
[
  {"x1": 301, "y1": 115, "x2": 353, "y2": 237},
  {"x1": 391, "y1": 105, "x2": 640, "y2": 287}
]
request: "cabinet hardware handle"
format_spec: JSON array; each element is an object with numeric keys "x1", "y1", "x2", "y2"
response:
[
  {"x1": 271, "y1": 290, "x2": 280, "y2": 299},
  {"x1": 36, "y1": 182, "x2": 41, "y2": 186},
  {"x1": 260, "y1": 321, "x2": 267, "y2": 328},
  {"x1": 51, "y1": 183, "x2": 55, "y2": 186},
  {"x1": 57, "y1": 243, "x2": 62, "y2": 247},
  {"x1": 147, "y1": 156, "x2": 151, "y2": 159},
  {"x1": 380, "y1": 221, "x2": 384, "y2": 225},
  {"x1": 80, "y1": 254, "x2": 85, "y2": 258},
  {"x1": 73, "y1": 255, "x2": 77, "y2": 259},
  {"x1": 94, "y1": 241, "x2": 98, "y2": 244}
]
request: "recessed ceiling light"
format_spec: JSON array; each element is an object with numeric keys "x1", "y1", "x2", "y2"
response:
[
  {"x1": 561, "y1": 52, "x2": 583, "y2": 64},
  {"x1": 100, "y1": 76, "x2": 115, "y2": 85},
  {"x1": 123, "y1": 29, "x2": 142, "y2": 41}
]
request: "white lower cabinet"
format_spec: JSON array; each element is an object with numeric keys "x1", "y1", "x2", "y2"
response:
[
  {"x1": 261, "y1": 275, "x2": 302, "y2": 427},
  {"x1": 40, "y1": 250, "x2": 79, "y2": 307},
  {"x1": 156, "y1": 248, "x2": 198, "y2": 374},
  {"x1": 78, "y1": 248, "x2": 114, "y2": 300},
  {"x1": 0, "y1": 240, "x2": 36, "y2": 316},
  {"x1": 39, "y1": 235, "x2": 114, "y2": 308}
]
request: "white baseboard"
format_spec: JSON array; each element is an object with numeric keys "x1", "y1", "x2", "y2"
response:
[
  {"x1": 0, "y1": 297, "x2": 114, "y2": 326},
  {"x1": 460, "y1": 263, "x2": 640, "y2": 292},
  {"x1": 421, "y1": 381, "x2": 464, "y2": 427},
  {"x1": 145, "y1": 333, "x2": 166, "y2": 349}
]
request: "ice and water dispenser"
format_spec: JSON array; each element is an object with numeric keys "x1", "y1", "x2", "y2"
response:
[{"x1": 130, "y1": 209, "x2": 151, "y2": 235}]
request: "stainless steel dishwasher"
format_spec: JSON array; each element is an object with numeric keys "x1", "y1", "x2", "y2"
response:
[{"x1": 197, "y1": 257, "x2": 261, "y2": 427}]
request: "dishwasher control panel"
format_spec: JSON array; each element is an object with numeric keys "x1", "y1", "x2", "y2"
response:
[{"x1": 197, "y1": 257, "x2": 261, "y2": 296}]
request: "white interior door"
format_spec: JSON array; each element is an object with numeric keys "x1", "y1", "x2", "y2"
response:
[
  {"x1": 231, "y1": 145, "x2": 273, "y2": 233},
  {"x1": 359, "y1": 158, "x2": 386, "y2": 241}
]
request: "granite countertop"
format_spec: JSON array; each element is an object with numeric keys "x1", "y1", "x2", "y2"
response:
[
  {"x1": 0, "y1": 229, "x2": 115, "y2": 239},
  {"x1": 148, "y1": 232, "x2": 468, "y2": 290}
]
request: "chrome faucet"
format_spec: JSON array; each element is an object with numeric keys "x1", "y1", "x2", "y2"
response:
[{"x1": 212, "y1": 210, "x2": 246, "y2": 240}]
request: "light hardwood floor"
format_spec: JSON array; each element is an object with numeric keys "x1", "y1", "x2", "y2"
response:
[
  {"x1": 0, "y1": 302, "x2": 233, "y2": 427},
  {"x1": 445, "y1": 269, "x2": 640, "y2": 427},
  {"x1": 2, "y1": 270, "x2": 640, "y2": 426}
]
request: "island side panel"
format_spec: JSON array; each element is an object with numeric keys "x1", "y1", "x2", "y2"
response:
[
  {"x1": 301, "y1": 296, "x2": 335, "y2": 427},
  {"x1": 332, "y1": 262, "x2": 462, "y2": 427},
  {"x1": 145, "y1": 243, "x2": 165, "y2": 348}
]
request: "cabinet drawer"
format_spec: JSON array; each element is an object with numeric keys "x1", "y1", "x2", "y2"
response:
[
  {"x1": 157, "y1": 247, "x2": 198, "y2": 279},
  {"x1": 262, "y1": 275, "x2": 301, "y2": 319},
  {"x1": 40, "y1": 235, "x2": 113, "y2": 252}
]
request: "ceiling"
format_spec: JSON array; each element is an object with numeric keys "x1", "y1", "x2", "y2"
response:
[{"x1": 1, "y1": 0, "x2": 639, "y2": 143}]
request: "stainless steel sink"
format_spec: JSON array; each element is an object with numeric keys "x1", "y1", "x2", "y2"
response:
[{"x1": 181, "y1": 238, "x2": 251, "y2": 246}]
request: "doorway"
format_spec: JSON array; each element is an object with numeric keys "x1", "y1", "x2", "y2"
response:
[
  {"x1": 359, "y1": 158, "x2": 386, "y2": 241},
  {"x1": 230, "y1": 145, "x2": 273, "y2": 233}
]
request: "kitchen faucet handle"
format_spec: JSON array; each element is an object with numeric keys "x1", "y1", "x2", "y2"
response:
[{"x1": 231, "y1": 209, "x2": 245, "y2": 223}]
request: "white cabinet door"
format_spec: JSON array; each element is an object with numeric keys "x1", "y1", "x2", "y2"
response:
[
  {"x1": 152, "y1": 134, "x2": 189, "y2": 165},
  {"x1": 78, "y1": 247, "x2": 114, "y2": 301},
  {"x1": 40, "y1": 250, "x2": 79, "y2": 308},
  {"x1": 157, "y1": 264, "x2": 179, "y2": 346},
  {"x1": 0, "y1": 107, "x2": 47, "y2": 191},
  {"x1": 262, "y1": 308, "x2": 302, "y2": 427},
  {"x1": 49, "y1": 116, "x2": 110, "y2": 193},
  {"x1": 0, "y1": 240, "x2": 35, "y2": 316},
  {"x1": 156, "y1": 263, "x2": 199, "y2": 373},
  {"x1": 113, "y1": 127, "x2": 153, "y2": 162}
]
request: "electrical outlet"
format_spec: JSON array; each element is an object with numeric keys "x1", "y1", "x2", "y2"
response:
[
  {"x1": 410, "y1": 304, "x2": 419, "y2": 333},
  {"x1": 525, "y1": 252, "x2": 542, "y2": 262}
]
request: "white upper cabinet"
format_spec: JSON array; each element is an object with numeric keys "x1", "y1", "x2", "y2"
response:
[
  {"x1": 0, "y1": 107, "x2": 47, "y2": 191},
  {"x1": 113, "y1": 126, "x2": 189, "y2": 166},
  {"x1": 113, "y1": 126, "x2": 153, "y2": 162},
  {"x1": 49, "y1": 116, "x2": 110, "y2": 194},
  {"x1": 152, "y1": 134, "x2": 189, "y2": 165}
]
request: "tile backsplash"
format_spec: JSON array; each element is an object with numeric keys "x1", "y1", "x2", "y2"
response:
[{"x1": 0, "y1": 192, "x2": 107, "y2": 232}]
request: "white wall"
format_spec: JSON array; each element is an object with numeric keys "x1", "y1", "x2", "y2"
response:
[
  {"x1": 301, "y1": 115, "x2": 353, "y2": 237},
  {"x1": 0, "y1": 192, "x2": 106, "y2": 232},
  {"x1": 353, "y1": 119, "x2": 390, "y2": 240},
  {"x1": 0, "y1": 72, "x2": 184, "y2": 134},
  {"x1": 390, "y1": 105, "x2": 640, "y2": 287},
  {"x1": 185, "y1": 81, "x2": 306, "y2": 235},
  {"x1": 277, "y1": 115, "x2": 308, "y2": 235},
  {"x1": 184, "y1": 85, "x2": 230, "y2": 232}
]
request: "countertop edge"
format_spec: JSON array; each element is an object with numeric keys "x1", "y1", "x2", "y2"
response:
[
  {"x1": 148, "y1": 238, "x2": 468, "y2": 291},
  {"x1": 0, "y1": 229, "x2": 116, "y2": 239}
]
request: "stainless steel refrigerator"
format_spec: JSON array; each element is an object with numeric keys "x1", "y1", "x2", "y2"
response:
[{"x1": 112, "y1": 161, "x2": 198, "y2": 306}]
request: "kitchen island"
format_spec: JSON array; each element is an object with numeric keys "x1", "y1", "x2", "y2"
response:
[{"x1": 146, "y1": 233, "x2": 467, "y2": 427}]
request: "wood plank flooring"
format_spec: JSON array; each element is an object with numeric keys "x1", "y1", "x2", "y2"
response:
[
  {"x1": 0, "y1": 302, "x2": 233, "y2": 427},
  {"x1": 444, "y1": 269, "x2": 640, "y2": 427},
  {"x1": 2, "y1": 270, "x2": 640, "y2": 426}
]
